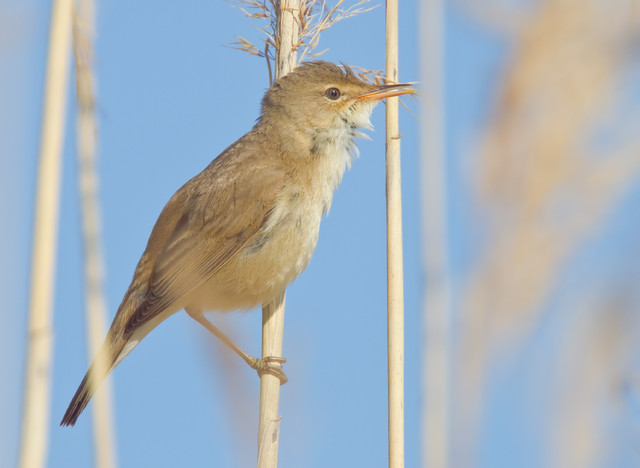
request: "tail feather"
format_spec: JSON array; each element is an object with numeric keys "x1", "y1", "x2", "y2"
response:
[
  {"x1": 61, "y1": 299, "x2": 169, "y2": 426},
  {"x1": 60, "y1": 369, "x2": 99, "y2": 426},
  {"x1": 60, "y1": 344, "x2": 118, "y2": 427}
]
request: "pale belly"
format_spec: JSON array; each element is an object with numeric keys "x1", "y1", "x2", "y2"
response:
[
  {"x1": 183, "y1": 194, "x2": 323, "y2": 312},
  {"x1": 182, "y1": 131, "x2": 354, "y2": 313}
]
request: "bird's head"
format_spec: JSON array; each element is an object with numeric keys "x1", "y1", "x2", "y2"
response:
[{"x1": 260, "y1": 61, "x2": 414, "y2": 135}]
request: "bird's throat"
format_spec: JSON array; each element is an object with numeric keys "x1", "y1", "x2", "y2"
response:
[{"x1": 309, "y1": 123, "x2": 362, "y2": 213}]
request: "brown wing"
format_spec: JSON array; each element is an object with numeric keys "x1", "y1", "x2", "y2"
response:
[{"x1": 122, "y1": 154, "x2": 284, "y2": 338}]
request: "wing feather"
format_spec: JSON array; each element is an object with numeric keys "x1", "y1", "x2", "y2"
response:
[{"x1": 122, "y1": 149, "x2": 284, "y2": 337}]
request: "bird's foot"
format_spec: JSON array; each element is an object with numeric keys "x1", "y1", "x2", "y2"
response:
[{"x1": 248, "y1": 355, "x2": 288, "y2": 384}]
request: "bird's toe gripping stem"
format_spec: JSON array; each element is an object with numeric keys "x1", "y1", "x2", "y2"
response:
[{"x1": 248, "y1": 355, "x2": 288, "y2": 384}]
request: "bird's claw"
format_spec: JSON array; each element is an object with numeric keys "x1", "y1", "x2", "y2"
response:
[{"x1": 248, "y1": 355, "x2": 288, "y2": 384}]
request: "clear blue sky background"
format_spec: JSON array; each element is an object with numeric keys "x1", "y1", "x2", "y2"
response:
[{"x1": 1, "y1": 1, "x2": 519, "y2": 467}]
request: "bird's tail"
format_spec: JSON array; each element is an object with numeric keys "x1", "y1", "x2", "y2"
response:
[
  {"x1": 60, "y1": 293, "x2": 171, "y2": 426},
  {"x1": 60, "y1": 342, "x2": 118, "y2": 427}
]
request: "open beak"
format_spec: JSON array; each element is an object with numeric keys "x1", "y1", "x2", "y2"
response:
[{"x1": 355, "y1": 83, "x2": 416, "y2": 101}]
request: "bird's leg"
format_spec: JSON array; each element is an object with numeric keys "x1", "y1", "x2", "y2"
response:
[{"x1": 186, "y1": 309, "x2": 287, "y2": 384}]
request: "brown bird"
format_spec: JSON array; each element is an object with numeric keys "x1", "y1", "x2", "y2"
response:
[{"x1": 61, "y1": 60, "x2": 414, "y2": 426}]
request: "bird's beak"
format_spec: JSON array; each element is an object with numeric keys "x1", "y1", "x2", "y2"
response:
[{"x1": 355, "y1": 83, "x2": 416, "y2": 101}]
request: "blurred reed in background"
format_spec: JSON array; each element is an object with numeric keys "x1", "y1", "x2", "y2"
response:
[{"x1": 452, "y1": 0, "x2": 640, "y2": 466}]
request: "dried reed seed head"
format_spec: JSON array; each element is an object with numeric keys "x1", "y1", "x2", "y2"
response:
[
  {"x1": 232, "y1": 0, "x2": 375, "y2": 64},
  {"x1": 458, "y1": 1, "x2": 640, "y2": 457}
]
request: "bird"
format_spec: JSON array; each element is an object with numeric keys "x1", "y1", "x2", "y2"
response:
[{"x1": 60, "y1": 60, "x2": 414, "y2": 426}]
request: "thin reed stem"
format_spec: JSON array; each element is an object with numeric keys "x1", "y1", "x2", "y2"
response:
[
  {"x1": 420, "y1": 0, "x2": 451, "y2": 467},
  {"x1": 19, "y1": 0, "x2": 72, "y2": 467},
  {"x1": 257, "y1": 2, "x2": 300, "y2": 466},
  {"x1": 385, "y1": 0, "x2": 405, "y2": 465},
  {"x1": 258, "y1": 292, "x2": 286, "y2": 468},
  {"x1": 72, "y1": 1, "x2": 117, "y2": 466}
]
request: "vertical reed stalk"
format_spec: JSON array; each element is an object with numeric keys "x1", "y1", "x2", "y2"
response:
[
  {"x1": 257, "y1": 2, "x2": 300, "y2": 465},
  {"x1": 385, "y1": 0, "x2": 405, "y2": 465},
  {"x1": 19, "y1": 1, "x2": 72, "y2": 467},
  {"x1": 420, "y1": 0, "x2": 450, "y2": 467},
  {"x1": 72, "y1": 1, "x2": 117, "y2": 466},
  {"x1": 258, "y1": 292, "x2": 286, "y2": 467}
]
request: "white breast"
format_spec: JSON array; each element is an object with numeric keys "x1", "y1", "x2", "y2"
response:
[{"x1": 311, "y1": 105, "x2": 374, "y2": 213}]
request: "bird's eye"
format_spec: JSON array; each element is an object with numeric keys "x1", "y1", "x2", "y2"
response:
[{"x1": 325, "y1": 87, "x2": 341, "y2": 100}]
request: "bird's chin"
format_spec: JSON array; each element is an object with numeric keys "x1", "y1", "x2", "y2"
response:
[{"x1": 340, "y1": 101, "x2": 374, "y2": 133}]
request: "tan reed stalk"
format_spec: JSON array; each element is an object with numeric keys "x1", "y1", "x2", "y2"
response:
[
  {"x1": 19, "y1": 1, "x2": 73, "y2": 467},
  {"x1": 385, "y1": 0, "x2": 405, "y2": 466},
  {"x1": 231, "y1": 2, "x2": 386, "y2": 465},
  {"x1": 72, "y1": 1, "x2": 117, "y2": 466},
  {"x1": 420, "y1": 0, "x2": 450, "y2": 466},
  {"x1": 257, "y1": 292, "x2": 286, "y2": 467},
  {"x1": 257, "y1": 2, "x2": 300, "y2": 466}
]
